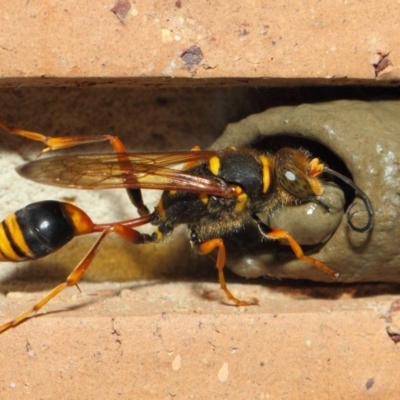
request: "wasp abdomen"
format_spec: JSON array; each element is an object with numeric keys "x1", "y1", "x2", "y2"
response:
[{"x1": 0, "y1": 200, "x2": 91, "y2": 262}]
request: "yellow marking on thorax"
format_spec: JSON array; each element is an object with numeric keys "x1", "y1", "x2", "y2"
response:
[
  {"x1": 259, "y1": 155, "x2": 270, "y2": 193},
  {"x1": 199, "y1": 193, "x2": 209, "y2": 205},
  {"x1": 209, "y1": 156, "x2": 221, "y2": 176},
  {"x1": 155, "y1": 200, "x2": 167, "y2": 221},
  {"x1": 153, "y1": 228, "x2": 163, "y2": 241},
  {"x1": 169, "y1": 190, "x2": 177, "y2": 195},
  {"x1": 235, "y1": 192, "x2": 248, "y2": 212}
]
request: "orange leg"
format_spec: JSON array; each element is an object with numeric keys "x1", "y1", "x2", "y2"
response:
[
  {"x1": 0, "y1": 119, "x2": 149, "y2": 216},
  {"x1": 0, "y1": 119, "x2": 128, "y2": 154},
  {"x1": 197, "y1": 238, "x2": 258, "y2": 306},
  {"x1": 0, "y1": 216, "x2": 154, "y2": 333},
  {"x1": 253, "y1": 215, "x2": 338, "y2": 279},
  {"x1": 267, "y1": 229, "x2": 338, "y2": 278}
]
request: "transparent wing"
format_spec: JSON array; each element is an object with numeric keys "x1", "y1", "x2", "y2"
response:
[{"x1": 17, "y1": 151, "x2": 236, "y2": 197}]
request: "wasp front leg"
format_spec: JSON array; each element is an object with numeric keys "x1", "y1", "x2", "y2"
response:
[
  {"x1": 0, "y1": 119, "x2": 150, "y2": 216},
  {"x1": 252, "y1": 215, "x2": 339, "y2": 279},
  {"x1": 191, "y1": 233, "x2": 258, "y2": 306}
]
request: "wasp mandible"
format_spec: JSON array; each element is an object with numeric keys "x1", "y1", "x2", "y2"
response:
[{"x1": 0, "y1": 119, "x2": 374, "y2": 333}]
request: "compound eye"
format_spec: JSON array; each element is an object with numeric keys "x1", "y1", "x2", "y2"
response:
[{"x1": 275, "y1": 149, "x2": 314, "y2": 200}]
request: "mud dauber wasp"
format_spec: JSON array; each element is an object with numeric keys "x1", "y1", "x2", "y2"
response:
[{"x1": 0, "y1": 119, "x2": 373, "y2": 332}]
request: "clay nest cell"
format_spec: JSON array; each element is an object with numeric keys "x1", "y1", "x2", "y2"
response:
[{"x1": 211, "y1": 100, "x2": 400, "y2": 283}]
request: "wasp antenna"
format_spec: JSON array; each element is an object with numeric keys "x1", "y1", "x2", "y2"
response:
[{"x1": 323, "y1": 167, "x2": 374, "y2": 233}]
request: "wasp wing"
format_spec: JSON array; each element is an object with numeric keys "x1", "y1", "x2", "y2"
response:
[{"x1": 17, "y1": 151, "x2": 236, "y2": 197}]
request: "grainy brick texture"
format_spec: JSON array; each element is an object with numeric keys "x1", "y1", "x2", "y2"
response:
[
  {"x1": 0, "y1": 1, "x2": 399, "y2": 85},
  {"x1": 0, "y1": 1, "x2": 400, "y2": 398}
]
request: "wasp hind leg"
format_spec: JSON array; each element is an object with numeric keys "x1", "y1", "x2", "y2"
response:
[
  {"x1": 0, "y1": 218, "x2": 153, "y2": 333},
  {"x1": 194, "y1": 237, "x2": 258, "y2": 306},
  {"x1": 0, "y1": 119, "x2": 150, "y2": 217},
  {"x1": 0, "y1": 119, "x2": 130, "y2": 155}
]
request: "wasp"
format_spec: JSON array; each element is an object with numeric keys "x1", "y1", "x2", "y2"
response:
[{"x1": 0, "y1": 119, "x2": 374, "y2": 333}]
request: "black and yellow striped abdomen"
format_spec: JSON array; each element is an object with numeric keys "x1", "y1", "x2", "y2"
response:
[{"x1": 0, "y1": 201, "x2": 83, "y2": 261}]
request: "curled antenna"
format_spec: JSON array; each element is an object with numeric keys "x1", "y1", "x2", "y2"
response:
[{"x1": 323, "y1": 167, "x2": 374, "y2": 233}]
